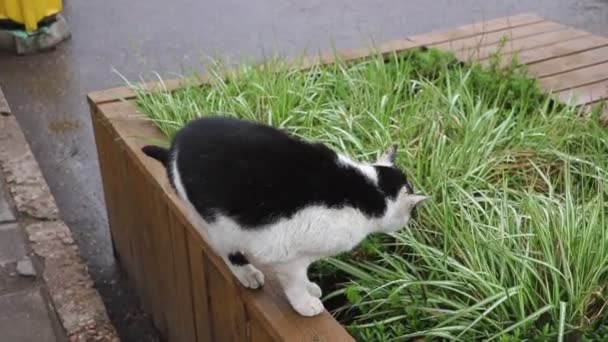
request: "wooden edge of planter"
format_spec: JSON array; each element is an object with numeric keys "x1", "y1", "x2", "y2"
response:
[
  {"x1": 90, "y1": 98, "x2": 355, "y2": 341},
  {"x1": 86, "y1": 12, "x2": 543, "y2": 106},
  {"x1": 86, "y1": 38, "x2": 421, "y2": 106}
]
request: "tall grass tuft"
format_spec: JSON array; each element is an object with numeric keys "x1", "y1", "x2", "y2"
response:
[{"x1": 133, "y1": 48, "x2": 608, "y2": 341}]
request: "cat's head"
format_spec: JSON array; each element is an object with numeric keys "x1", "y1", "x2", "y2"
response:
[{"x1": 372, "y1": 145, "x2": 428, "y2": 233}]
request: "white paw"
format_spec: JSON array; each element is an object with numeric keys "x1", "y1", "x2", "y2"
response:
[
  {"x1": 290, "y1": 294, "x2": 325, "y2": 317},
  {"x1": 306, "y1": 282, "x2": 322, "y2": 298},
  {"x1": 235, "y1": 265, "x2": 265, "y2": 289}
]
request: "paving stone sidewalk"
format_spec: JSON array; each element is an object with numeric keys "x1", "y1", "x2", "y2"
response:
[
  {"x1": 0, "y1": 177, "x2": 65, "y2": 341},
  {"x1": 0, "y1": 87, "x2": 118, "y2": 341}
]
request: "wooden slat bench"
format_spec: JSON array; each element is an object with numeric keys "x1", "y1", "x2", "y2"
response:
[{"x1": 414, "y1": 13, "x2": 608, "y2": 115}]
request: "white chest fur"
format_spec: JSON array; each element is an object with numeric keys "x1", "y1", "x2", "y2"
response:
[{"x1": 207, "y1": 205, "x2": 376, "y2": 264}]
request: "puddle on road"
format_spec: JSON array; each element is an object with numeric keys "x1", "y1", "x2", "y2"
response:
[{"x1": 48, "y1": 119, "x2": 79, "y2": 134}]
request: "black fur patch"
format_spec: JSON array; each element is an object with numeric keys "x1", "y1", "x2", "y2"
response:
[
  {"x1": 374, "y1": 166, "x2": 412, "y2": 199},
  {"x1": 142, "y1": 145, "x2": 176, "y2": 191},
  {"x1": 228, "y1": 252, "x2": 249, "y2": 266},
  {"x1": 167, "y1": 116, "x2": 411, "y2": 229},
  {"x1": 142, "y1": 145, "x2": 169, "y2": 166}
]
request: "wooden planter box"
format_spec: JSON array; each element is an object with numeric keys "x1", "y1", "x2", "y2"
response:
[
  {"x1": 88, "y1": 13, "x2": 561, "y2": 342},
  {"x1": 89, "y1": 88, "x2": 365, "y2": 341}
]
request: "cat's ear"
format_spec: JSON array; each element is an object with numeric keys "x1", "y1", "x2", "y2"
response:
[
  {"x1": 394, "y1": 192, "x2": 428, "y2": 218},
  {"x1": 404, "y1": 194, "x2": 428, "y2": 209},
  {"x1": 376, "y1": 145, "x2": 398, "y2": 166}
]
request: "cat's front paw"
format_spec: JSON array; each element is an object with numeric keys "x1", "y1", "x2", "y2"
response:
[
  {"x1": 306, "y1": 281, "x2": 322, "y2": 298},
  {"x1": 290, "y1": 294, "x2": 325, "y2": 317},
  {"x1": 235, "y1": 265, "x2": 265, "y2": 289}
]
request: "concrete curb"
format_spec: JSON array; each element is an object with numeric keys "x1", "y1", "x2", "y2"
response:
[{"x1": 0, "y1": 89, "x2": 119, "y2": 341}]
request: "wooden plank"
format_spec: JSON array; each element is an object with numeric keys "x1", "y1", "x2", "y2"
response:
[
  {"x1": 375, "y1": 39, "x2": 421, "y2": 56},
  {"x1": 93, "y1": 110, "x2": 140, "y2": 298},
  {"x1": 205, "y1": 254, "x2": 248, "y2": 342},
  {"x1": 557, "y1": 80, "x2": 608, "y2": 105},
  {"x1": 527, "y1": 45, "x2": 608, "y2": 78},
  {"x1": 187, "y1": 233, "x2": 213, "y2": 342},
  {"x1": 247, "y1": 271, "x2": 355, "y2": 342},
  {"x1": 110, "y1": 146, "x2": 132, "y2": 271},
  {"x1": 539, "y1": 61, "x2": 608, "y2": 91},
  {"x1": 95, "y1": 100, "x2": 175, "y2": 338},
  {"x1": 87, "y1": 77, "x2": 198, "y2": 106},
  {"x1": 91, "y1": 106, "x2": 136, "y2": 294},
  {"x1": 433, "y1": 21, "x2": 565, "y2": 51},
  {"x1": 483, "y1": 35, "x2": 608, "y2": 68},
  {"x1": 146, "y1": 185, "x2": 172, "y2": 335},
  {"x1": 90, "y1": 106, "x2": 121, "y2": 256},
  {"x1": 304, "y1": 39, "x2": 420, "y2": 68},
  {"x1": 250, "y1": 319, "x2": 275, "y2": 342},
  {"x1": 124, "y1": 156, "x2": 158, "y2": 329},
  {"x1": 168, "y1": 210, "x2": 198, "y2": 342},
  {"x1": 410, "y1": 13, "x2": 544, "y2": 46},
  {"x1": 96, "y1": 108, "x2": 163, "y2": 339},
  {"x1": 128, "y1": 155, "x2": 159, "y2": 326},
  {"x1": 453, "y1": 28, "x2": 591, "y2": 62},
  {"x1": 130, "y1": 134, "x2": 177, "y2": 340}
]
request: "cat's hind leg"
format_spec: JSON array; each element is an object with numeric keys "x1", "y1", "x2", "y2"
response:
[
  {"x1": 203, "y1": 220, "x2": 265, "y2": 289},
  {"x1": 274, "y1": 259, "x2": 325, "y2": 317},
  {"x1": 225, "y1": 252, "x2": 265, "y2": 289}
]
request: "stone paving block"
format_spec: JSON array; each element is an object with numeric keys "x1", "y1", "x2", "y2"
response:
[
  {"x1": 0, "y1": 261, "x2": 36, "y2": 296},
  {"x1": 0, "y1": 289, "x2": 57, "y2": 342},
  {"x1": 16, "y1": 257, "x2": 36, "y2": 277},
  {"x1": 0, "y1": 115, "x2": 59, "y2": 221},
  {"x1": 0, "y1": 182, "x2": 15, "y2": 223},
  {"x1": 0, "y1": 85, "x2": 9, "y2": 115},
  {"x1": 0, "y1": 223, "x2": 26, "y2": 265}
]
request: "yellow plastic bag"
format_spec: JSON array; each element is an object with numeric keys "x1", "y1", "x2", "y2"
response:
[{"x1": 0, "y1": 0, "x2": 62, "y2": 32}]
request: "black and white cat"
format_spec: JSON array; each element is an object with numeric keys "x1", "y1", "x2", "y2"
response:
[{"x1": 142, "y1": 116, "x2": 427, "y2": 317}]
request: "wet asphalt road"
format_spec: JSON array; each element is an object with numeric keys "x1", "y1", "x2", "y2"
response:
[{"x1": 0, "y1": 1, "x2": 607, "y2": 340}]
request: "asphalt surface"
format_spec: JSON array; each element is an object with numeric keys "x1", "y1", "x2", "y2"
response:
[{"x1": 0, "y1": 1, "x2": 607, "y2": 340}]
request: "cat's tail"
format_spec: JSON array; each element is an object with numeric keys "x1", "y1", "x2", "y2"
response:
[{"x1": 142, "y1": 145, "x2": 169, "y2": 166}]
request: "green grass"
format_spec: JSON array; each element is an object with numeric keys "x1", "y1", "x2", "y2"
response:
[{"x1": 132, "y1": 47, "x2": 608, "y2": 341}]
